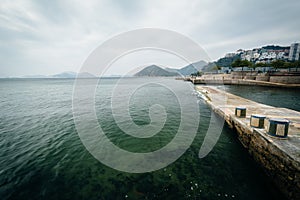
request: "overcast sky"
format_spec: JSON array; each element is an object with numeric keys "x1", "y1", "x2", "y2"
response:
[{"x1": 0, "y1": 0, "x2": 300, "y2": 77}]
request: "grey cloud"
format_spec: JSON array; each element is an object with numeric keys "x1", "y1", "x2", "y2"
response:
[
  {"x1": 33, "y1": 0, "x2": 72, "y2": 24},
  {"x1": 0, "y1": 0, "x2": 299, "y2": 77}
]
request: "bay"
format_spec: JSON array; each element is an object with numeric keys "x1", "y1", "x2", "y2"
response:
[{"x1": 0, "y1": 78, "x2": 287, "y2": 200}]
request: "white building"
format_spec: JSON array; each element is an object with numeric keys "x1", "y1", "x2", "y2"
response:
[
  {"x1": 289, "y1": 43, "x2": 300, "y2": 61},
  {"x1": 276, "y1": 52, "x2": 285, "y2": 60},
  {"x1": 253, "y1": 52, "x2": 260, "y2": 59},
  {"x1": 259, "y1": 52, "x2": 276, "y2": 60}
]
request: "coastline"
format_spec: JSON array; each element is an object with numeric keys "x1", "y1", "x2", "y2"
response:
[
  {"x1": 185, "y1": 73, "x2": 300, "y2": 88},
  {"x1": 195, "y1": 85, "x2": 300, "y2": 200},
  {"x1": 191, "y1": 78, "x2": 300, "y2": 88}
]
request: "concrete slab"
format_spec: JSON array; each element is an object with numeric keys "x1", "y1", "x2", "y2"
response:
[
  {"x1": 195, "y1": 85, "x2": 300, "y2": 200},
  {"x1": 196, "y1": 86, "x2": 300, "y2": 160}
]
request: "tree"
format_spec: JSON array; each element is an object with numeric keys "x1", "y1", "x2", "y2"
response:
[
  {"x1": 255, "y1": 62, "x2": 267, "y2": 68},
  {"x1": 211, "y1": 65, "x2": 221, "y2": 73},
  {"x1": 283, "y1": 61, "x2": 293, "y2": 72},
  {"x1": 231, "y1": 59, "x2": 252, "y2": 71},
  {"x1": 255, "y1": 62, "x2": 268, "y2": 73},
  {"x1": 191, "y1": 71, "x2": 202, "y2": 77},
  {"x1": 271, "y1": 60, "x2": 285, "y2": 71},
  {"x1": 231, "y1": 59, "x2": 242, "y2": 70},
  {"x1": 241, "y1": 60, "x2": 253, "y2": 70},
  {"x1": 293, "y1": 60, "x2": 300, "y2": 72},
  {"x1": 197, "y1": 71, "x2": 203, "y2": 76}
]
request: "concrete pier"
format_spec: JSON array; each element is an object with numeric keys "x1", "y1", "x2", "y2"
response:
[
  {"x1": 191, "y1": 77, "x2": 300, "y2": 88},
  {"x1": 195, "y1": 85, "x2": 300, "y2": 200}
]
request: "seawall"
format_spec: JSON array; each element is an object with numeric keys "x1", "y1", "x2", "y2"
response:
[
  {"x1": 195, "y1": 86, "x2": 300, "y2": 200},
  {"x1": 187, "y1": 73, "x2": 300, "y2": 88}
]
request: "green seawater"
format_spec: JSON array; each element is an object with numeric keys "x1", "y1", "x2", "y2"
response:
[
  {"x1": 223, "y1": 85, "x2": 300, "y2": 112},
  {"x1": 0, "y1": 78, "x2": 288, "y2": 200}
]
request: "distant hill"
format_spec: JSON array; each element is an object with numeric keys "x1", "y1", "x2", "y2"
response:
[
  {"x1": 52, "y1": 71, "x2": 77, "y2": 78},
  {"x1": 135, "y1": 61, "x2": 207, "y2": 77},
  {"x1": 178, "y1": 60, "x2": 207, "y2": 76},
  {"x1": 22, "y1": 71, "x2": 97, "y2": 78},
  {"x1": 202, "y1": 62, "x2": 218, "y2": 72},
  {"x1": 212, "y1": 54, "x2": 240, "y2": 68},
  {"x1": 134, "y1": 65, "x2": 179, "y2": 77},
  {"x1": 164, "y1": 67, "x2": 180, "y2": 74},
  {"x1": 52, "y1": 72, "x2": 97, "y2": 78},
  {"x1": 261, "y1": 45, "x2": 290, "y2": 51}
]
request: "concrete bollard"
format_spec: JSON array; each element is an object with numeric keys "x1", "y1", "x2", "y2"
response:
[
  {"x1": 235, "y1": 107, "x2": 246, "y2": 118},
  {"x1": 250, "y1": 114, "x2": 266, "y2": 128},
  {"x1": 265, "y1": 118, "x2": 289, "y2": 138}
]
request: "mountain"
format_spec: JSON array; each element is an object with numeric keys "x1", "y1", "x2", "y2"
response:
[
  {"x1": 212, "y1": 54, "x2": 240, "y2": 69},
  {"x1": 134, "y1": 61, "x2": 208, "y2": 77},
  {"x1": 261, "y1": 45, "x2": 290, "y2": 51},
  {"x1": 21, "y1": 71, "x2": 97, "y2": 79},
  {"x1": 201, "y1": 62, "x2": 218, "y2": 72},
  {"x1": 52, "y1": 71, "x2": 77, "y2": 78},
  {"x1": 51, "y1": 72, "x2": 97, "y2": 78},
  {"x1": 134, "y1": 65, "x2": 179, "y2": 77},
  {"x1": 164, "y1": 67, "x2": 180, "y2": 73},
  {"x1": 178, "y1": 60, "x2": 207, "y2": 76}
]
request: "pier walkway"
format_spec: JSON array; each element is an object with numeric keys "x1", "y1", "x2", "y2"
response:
[{"x1": 195, "y1": 85, "x2": 300, "y2": 200}]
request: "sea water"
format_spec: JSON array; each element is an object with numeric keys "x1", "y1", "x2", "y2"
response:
[{"x1": 0, "y1": 78, "x2": 288, "y2": 200}]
